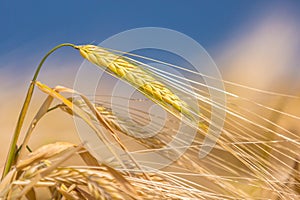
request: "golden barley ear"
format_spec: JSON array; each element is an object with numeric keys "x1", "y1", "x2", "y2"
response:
[{"x1": 75, "y1": 45, "x2": 199, "y2": 123}]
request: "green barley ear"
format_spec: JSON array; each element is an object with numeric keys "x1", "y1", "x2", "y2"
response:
[{"x1": 75, "y1": 45, "x2": 199, "y2": 123}]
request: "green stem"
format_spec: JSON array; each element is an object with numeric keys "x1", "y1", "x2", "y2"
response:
[{"x1": 1, "y1": 43, "x2": 75, "y2": 179}]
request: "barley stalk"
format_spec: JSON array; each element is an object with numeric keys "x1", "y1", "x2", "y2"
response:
[{"x1": 1, "y1": 43, "x2": 76, "y2": 179}]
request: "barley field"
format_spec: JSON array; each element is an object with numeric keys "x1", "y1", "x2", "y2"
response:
[{"x1": 1, "y1": 2, "x2": 300, "y2": 200}]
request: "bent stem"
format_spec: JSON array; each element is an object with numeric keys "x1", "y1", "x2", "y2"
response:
[{"x1": 1, "y1": 43, "x2": 76, "y2": 179}]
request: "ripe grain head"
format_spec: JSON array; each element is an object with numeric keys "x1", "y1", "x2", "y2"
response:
[{"x1": 76, "y1": 45, "x2": 197, "y2": 122}]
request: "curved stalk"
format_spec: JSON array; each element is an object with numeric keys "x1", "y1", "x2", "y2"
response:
[{"x1": 1, "y1": 43, "x2": 76, "y2": 179}]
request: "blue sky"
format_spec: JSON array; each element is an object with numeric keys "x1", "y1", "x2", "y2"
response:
[{"x1": 0, "y1": 0, "x2": 299, "y2": 70}]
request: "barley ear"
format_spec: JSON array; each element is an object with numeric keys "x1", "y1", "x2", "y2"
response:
[{"x1": 75, "y1": 45, "x2": 198, "y2": 123}]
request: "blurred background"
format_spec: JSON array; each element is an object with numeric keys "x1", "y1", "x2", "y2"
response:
[{"x1": 1, "y1": 0, "x2": 300, "y2": 172}]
